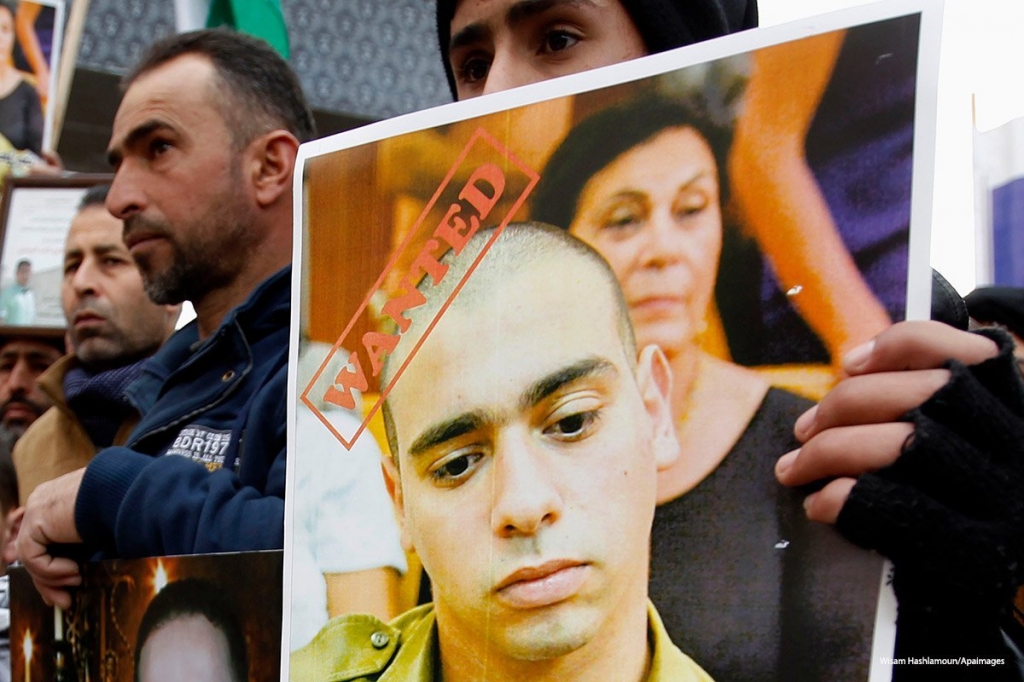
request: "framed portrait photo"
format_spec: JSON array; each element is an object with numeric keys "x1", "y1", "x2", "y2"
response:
[{"x1": 0, "y1": 173, "x2": 113, "y2": 334}]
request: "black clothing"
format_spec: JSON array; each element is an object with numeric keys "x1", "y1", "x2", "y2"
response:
[
  {"x1": 966, "y1": 287, "x2": 1024, "y2": 339},
  {"x1": 839, "y1": 328, "x2": 1024, "y2": 680},
  {"x1": 651, "y1": 388, "x2": 883, "y2": 681},
  {"x1": 0, "y1": 79, "x2": 42, "y2": 154}
]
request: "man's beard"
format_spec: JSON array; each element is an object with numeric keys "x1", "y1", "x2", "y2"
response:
[
  {"x1": 126, "y1": 207, "x2": 257, "y2": 307},
  {"x1": 0, "y1": 393, "x2": 48, "y2": 439},
  {"x1": 136, "y1": 236, "x2": 215, "y2": 305}
]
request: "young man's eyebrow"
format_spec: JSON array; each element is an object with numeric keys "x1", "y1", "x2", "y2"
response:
[
  {"x1": 506, "y1": 0, "x2": 595, "y2": 27},
  {"x1": 409, "y1": 412, "x2": 489, "y2": 459},
  {"x1": 407, "y1": 356, "x2": 616, "y2": 458},
  {"x1": 450, "y1": 22, "x2": 490, "y2": 53},
  {"x1": 518, "y1": 356, "x2": 616, "y2": 411},
  {"x1": 449, "y1": 0, "x2": 596, "y2": 53}
]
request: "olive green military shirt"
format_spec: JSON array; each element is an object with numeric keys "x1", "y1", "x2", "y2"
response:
[{"x1": 290, "y1": 602, "x2": 714, "y2": 681}]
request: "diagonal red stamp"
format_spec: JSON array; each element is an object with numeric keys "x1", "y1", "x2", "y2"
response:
[{"x1": 301, "y1": 128, "x2": 540, "y2": 450}]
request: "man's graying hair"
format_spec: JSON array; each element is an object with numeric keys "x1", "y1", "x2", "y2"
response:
[
  {"x1": 124, "y1": 28, "x2": 317, "y2": 149},
  {"x1": 380, "y1": 221, "x2": 636, "y2": 461}
]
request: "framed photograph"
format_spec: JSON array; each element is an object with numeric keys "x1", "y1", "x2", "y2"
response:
[{"x1": 0, "y1": 173, "x2": 112, "y2": 333}]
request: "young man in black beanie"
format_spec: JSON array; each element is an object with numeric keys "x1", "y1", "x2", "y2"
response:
[
  {"x1": 433, "y1": 2, "x2": 1024, "y2": 680},
  {"x1": 437, "y1": 0, "x2": 756, "y2": 99}
]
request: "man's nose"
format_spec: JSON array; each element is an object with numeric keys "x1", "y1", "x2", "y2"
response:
[
  {"x1": 490, "y1": 436, "x2": 563, "y2": 537},
  {"x1": 6, "y1": 359, "x2": 35, "y2": 396},
  {"x1": 481, "y1": 51, "x2": 542, "y2": 96},
  {"x1": 71, "y1": 259, "x2": 100, "y2": 297},
  {"x1": 106, "y1": 161, "x2": 146, "y2": 221}
]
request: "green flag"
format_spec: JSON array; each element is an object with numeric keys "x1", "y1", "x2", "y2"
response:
[{"x1": 206, "y1": 0, "x2": 290, "y2": 58}]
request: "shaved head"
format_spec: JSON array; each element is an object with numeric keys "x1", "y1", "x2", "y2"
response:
[{"x1": 381, "y1": 221, "x2": 636, "y2": 459}]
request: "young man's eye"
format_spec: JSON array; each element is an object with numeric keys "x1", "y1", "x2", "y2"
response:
[
  {"x1": 457, "y1": 55, "x2": 491, "y2": 84},
  {"x1": 431, "y1": 452, "x2": 483, "y2": 485},
  {"x1": 540, "y1": 29, "x2": 581, "y2": 54},
  {"x1": 545, "y1": 410, "x2": 599, "y2": 441}
]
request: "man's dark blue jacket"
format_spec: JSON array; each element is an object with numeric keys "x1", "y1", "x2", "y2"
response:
[{"x1": 74, "y1": 267, "x2": 290, "y2": 557}]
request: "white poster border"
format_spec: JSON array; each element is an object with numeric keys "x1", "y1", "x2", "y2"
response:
[{"x1": 283, "y1": 1, "x2": 943, "y2": 677}]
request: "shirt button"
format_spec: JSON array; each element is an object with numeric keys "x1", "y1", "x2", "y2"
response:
[
  {"x1": 370, "y1": 631, "x2": 390, "y2": 649},
  {"x1": 222, "y1": 370, "x2": 235, "y2": 382}
]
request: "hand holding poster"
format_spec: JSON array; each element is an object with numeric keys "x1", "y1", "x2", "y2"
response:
[{"x1": 286, "y1": 3, "x2": 944, "y2": 680}]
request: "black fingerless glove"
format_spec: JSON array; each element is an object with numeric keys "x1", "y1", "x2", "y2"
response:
[{"x1": 837, "y1": 328, "x2": 1024, "y2": 681}]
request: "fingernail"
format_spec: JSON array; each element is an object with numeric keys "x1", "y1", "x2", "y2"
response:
[
  {"x1": 803, "y1": 492, "x2": 817, "y2": 511},
  {"x1": 775, "y1": 450, "x2": 798, "y2": 478},
  {"x1": 843, "y1": 339, "x2": 875, "y2": 372},
  {"x1": 794, "y1": 405, "x2": 818, "y2": 440}
]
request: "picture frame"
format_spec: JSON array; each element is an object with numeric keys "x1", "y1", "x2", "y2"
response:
[{"x1": 0, "y1": 173, "x2": 113, "y2": 335}]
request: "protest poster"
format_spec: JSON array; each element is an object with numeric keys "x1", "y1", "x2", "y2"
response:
[
  {"x1": 10, "y1": 551, "x2": 282, "y2": 682},
  {"x1": 284, "y1": 2, "x2": 940, "y2": 680}
]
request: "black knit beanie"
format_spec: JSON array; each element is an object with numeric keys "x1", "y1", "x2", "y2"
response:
[
  {"x1": 436, "y1": 0, "x2": 759, "y2": 98},
  {"x1": 965, "y1": 286, "x2": 1024, "y2": 340}
]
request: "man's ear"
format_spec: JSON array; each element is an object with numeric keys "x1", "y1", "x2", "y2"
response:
[
  {"x1": 381, "y1": 454, "x2": 414, "y2": 553},
  {"x1": 635, "y1": 344, "x2": 680, "y2": 471},
  {"x1": 246, "y1": 130, "x2": 299, "y2": 208}
]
